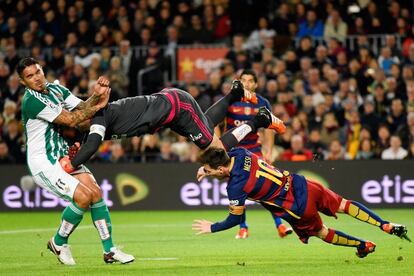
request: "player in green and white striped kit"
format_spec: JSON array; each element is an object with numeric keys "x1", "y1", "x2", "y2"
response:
[{"x1": 18, "y1": 57, "x2": 134, "y2": 265}]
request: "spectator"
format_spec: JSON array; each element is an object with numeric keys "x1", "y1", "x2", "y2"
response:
[
  {"x1": 159, "y1": 140, "x2": 179, "y2": 162},
  {"x1": 325, "y1": 139, "x2": 346, "y2": 160},
  {"x1": 340, "y1": 109, "x2": 362, "y2": 160},
  {"x1": 397, "y1": 112, "x2": 414, "y2": 148},
  {"x1": 3, "y1": 119, "x2": 24, "y2": 163},
  {"x1": 281, "y1": 134, "x2": 313, "y2": 161},
  {"x1": 109, "y1": 142, "x2": 131, "y2": 163},
  {"x1": 381, "y1": 135, "x2": 408, "y2": 159},
  {"x1": 74, "y1": 43, "x2": 101, "y2": 68},
  {"x1": 0, "y1": 141, "x2": 15, "y2": 164},
  {"x1": 378, "y1": 47, "x2": 400, "y2": 76},
  {"x1": 387, "y1": 98, "x2": 406, "y2": 133},
  {"x1": 320, "y1": 112, "x2": 340, "y2": 146},
  {"x1": 297, "y1": 9, "x2": 324, "y2": 38},
  {"x1": 306, "y1": 128, "x2": 326, "y2": 159},
  {"x1": 187, "y1": 84, "x2": 211, "y2": 112},
  {"x1": 375, "y1": 124, "x2": 391, "y2": 157},
  {"x1": 323, "y1": 9, "x2": 348, "y2": 43},
  {"x1": 245, "y1": 17, "x2": 275, "y2": 52},
  {"x1": 356, "y1": 138, "x2": 376, "y2": 160},
  {"x1": 107, "y1": 56, "x2": 128, "y2": 99}
]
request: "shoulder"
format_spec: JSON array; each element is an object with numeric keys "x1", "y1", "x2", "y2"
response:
[
  {"x1": 47, "y1": 82, "x2": 71, "y2": 99},
  {"x1": 228, "y1": 147, "x2": 249, "y2": 158},
  {"x1": 21, "y1": 90, "x2": 49, "y2": 118}
]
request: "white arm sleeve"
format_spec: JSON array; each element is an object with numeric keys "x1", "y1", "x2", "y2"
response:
[{"x1": 89, "y1": 124, "x2": 106, "y2": 140}]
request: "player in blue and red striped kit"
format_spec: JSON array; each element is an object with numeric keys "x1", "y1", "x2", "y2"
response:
[
  {"x1": 193, "y1": 146, "x2": 410, "y2": 258},
  {"x1": 222, "y1": 69, "x2": 292, "y2": 239}
]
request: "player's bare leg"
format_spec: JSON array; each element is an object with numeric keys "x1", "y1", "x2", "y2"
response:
[
  {"x1": 75, "y1": 173, "x2": 135, "y2": 264},
  {"x1": 47, "y1": 176, "x2": 94, "y2": 265},
  {"x1": 338, "y1": 199, "x2": 410, "y2": 241}
]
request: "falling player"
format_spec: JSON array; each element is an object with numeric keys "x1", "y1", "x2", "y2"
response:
[
  {"x1": 60, "y1": 79, "x2": 286, "y2": 173},
  {"x1": 193, "y1": 146, "x2": 410, "y2": 258}
]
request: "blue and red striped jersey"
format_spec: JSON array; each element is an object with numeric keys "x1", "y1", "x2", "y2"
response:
[
  {"x1": 226, "y1": 147, "x2": 308, "y2": 220},
  {"x1": 224, "y1": 95, "x2": 271, "y2": 154}
]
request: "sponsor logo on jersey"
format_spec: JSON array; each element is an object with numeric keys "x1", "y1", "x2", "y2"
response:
[
  {"x1": 189, "y1": 133, "x2": 203, "y2": 142},
  {"x1": 229, "y1": 199, "x2": 239, "y2": 205}
]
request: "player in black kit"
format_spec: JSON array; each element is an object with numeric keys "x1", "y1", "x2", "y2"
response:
[{"x1": 60, "y1": 81, "x2": 286, "y2": 173}]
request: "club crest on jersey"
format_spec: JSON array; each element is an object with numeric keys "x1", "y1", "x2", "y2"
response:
[{"x1": 244, "y1": 107, "x2": 252, "y2": 115}]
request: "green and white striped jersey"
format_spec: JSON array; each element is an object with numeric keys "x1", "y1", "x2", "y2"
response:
[{"x1": 21, "y1": 82, "x2": 81, "y2": 174}]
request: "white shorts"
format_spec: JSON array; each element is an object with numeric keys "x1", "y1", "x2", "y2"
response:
[{"x1": 32, "y1": 162, "x2": 90, "y2": 201}]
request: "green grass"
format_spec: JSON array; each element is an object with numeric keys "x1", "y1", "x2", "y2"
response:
[{"x1": 0, "y1": 209, "x2": 413, "y2": 275}]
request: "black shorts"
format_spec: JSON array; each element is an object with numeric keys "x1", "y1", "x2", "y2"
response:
[{"x1": 157, "y1": 88, "x2": 214, "y2": 149}]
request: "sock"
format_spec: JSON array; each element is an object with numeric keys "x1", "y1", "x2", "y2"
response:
[
  {"x1": 204, "y1": 89, "x2": 243, "y2": 126},
  {"x1": 239, "y1": 212, "x2": 248, "y2": 229},
  {"x1": 90, "y1": 198, "x2": 114, "y2": 252},
  {"x1": 323, "y1": 228, "x2": 365, "y2": 248},
  {"x1": 343, "y1": 200, "x2": 387, "y2": 228},
  {"x1": 220, "y1": 124, "x2": 253, "y2": 150},
  {"x1": 54, "y1": 202, "x2": 86, "y2": 246},
  {"x1": 272, "y1": 214, "x2": 282, "y2": 228}
]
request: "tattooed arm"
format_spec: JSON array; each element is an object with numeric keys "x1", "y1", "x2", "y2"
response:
[
  {"x1": 53, "y1": 106, "x2": 101, "y2": 127},
  {"x1": 54, "y1": 84, "x2": 110, "y2": 128}
]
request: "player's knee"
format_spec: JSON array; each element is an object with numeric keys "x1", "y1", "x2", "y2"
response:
[
  {"x1": 317, "y1": 225, "x2": 329, "y2": 239},
  {"x1": 90, "y1": 186, "x2": 102, "y2": 203},
  {"x1": 74, "y1": 188, "x2": 92, "y2": 209}
]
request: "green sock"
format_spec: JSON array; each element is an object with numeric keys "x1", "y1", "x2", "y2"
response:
[
  {"x1": 90, "y1": 198, "x2": 114, "y2": 252},
  {"x1": 54, "y1": 202, "x2": 86, "y2": 246}
]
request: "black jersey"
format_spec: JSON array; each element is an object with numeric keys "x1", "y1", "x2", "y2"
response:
[{"x1": 91, "y1": 94, "x2": 171, "y2": 140}]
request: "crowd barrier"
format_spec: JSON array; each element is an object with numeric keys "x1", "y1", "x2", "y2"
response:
[{"x1": 1, "y1": 160, "x2": 413, "y2": 211}]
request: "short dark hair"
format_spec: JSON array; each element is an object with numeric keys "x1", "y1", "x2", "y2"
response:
[
  {"x1": 17, "y1": 57, "x2": 40, "y2": 77},
  {"x1": 198, "y1": 147, "x2": 231, "y2": 169},
  {"x1": 240, "y1": 69, "x2": 257, "y2": 83}
]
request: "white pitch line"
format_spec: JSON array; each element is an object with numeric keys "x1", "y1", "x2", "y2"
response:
[{"x1": 137, "y1": 258, "x2": 178, "y2": 261}]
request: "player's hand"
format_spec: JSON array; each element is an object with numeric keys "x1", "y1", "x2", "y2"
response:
[
  {"x1": 192, "y1": 219, "x2": 213, "y2": 235},
  {"x1": 92, "y1": 76, "x2": 110, "y2": 96},
  {"x1": 68, "y1": 142, "x2": 81, "y2": 160},
  {"x1": 59, "y1": 156, "x2": 75, "y2": 174},
  {"x1": 196, "y1": 166, "x2": 207, "y2": 182}
]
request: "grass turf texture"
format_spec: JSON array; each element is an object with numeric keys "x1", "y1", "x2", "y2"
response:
[{"x1": 0, "y1": 209, "x2": 413, "y2": 275}]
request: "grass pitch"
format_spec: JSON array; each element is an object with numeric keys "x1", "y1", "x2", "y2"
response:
[{"x1": 0, "y1": 209, "x2": 413, "y2": 275}]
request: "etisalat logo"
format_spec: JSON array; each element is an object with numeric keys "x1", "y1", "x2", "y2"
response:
[
  {"x1": 2, "y1": 173, "x2": 149, "y2": 209},
  {"x1": 362, "y1": 175, "x2": 414, "y2": 204}
]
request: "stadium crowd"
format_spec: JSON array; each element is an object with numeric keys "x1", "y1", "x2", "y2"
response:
[{"x1": 1, "y1": 0, "x2": 414, "y2": 164}]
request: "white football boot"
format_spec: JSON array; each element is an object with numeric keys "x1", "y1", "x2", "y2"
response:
[
  {"x1": 47, "y1": 238, "x2": 76, "y2": 265},
  {"x1": 104, "y1": 247, "x2": 135, "y2": 264}
]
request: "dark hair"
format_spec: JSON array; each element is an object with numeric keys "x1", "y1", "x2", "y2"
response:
[
  {"x1": 240, "y1": 69, "x2": 257, "y2": 83},
  {"x1": 17, "y1": 57, "x2": 40, "y2": 77},
  {"x1": 198, "y1": 147, "x2": 231, "y2": 169}
]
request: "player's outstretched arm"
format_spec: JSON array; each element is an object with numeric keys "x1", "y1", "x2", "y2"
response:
[
  {"x1": 193, "y1": 213, "x2": 243, "y2": 235},
  {"x1": 71, "y1": 133, "x2": 103, "y2": 168}
]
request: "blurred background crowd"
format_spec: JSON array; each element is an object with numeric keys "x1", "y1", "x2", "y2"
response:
[{"x1": 1, "y1": 0, "x2": 414, "y2": 164}]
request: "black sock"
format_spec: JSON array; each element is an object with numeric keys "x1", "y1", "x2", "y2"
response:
[{"x1": 204, "y1": 88, "x2": 243, "y2": 127}]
